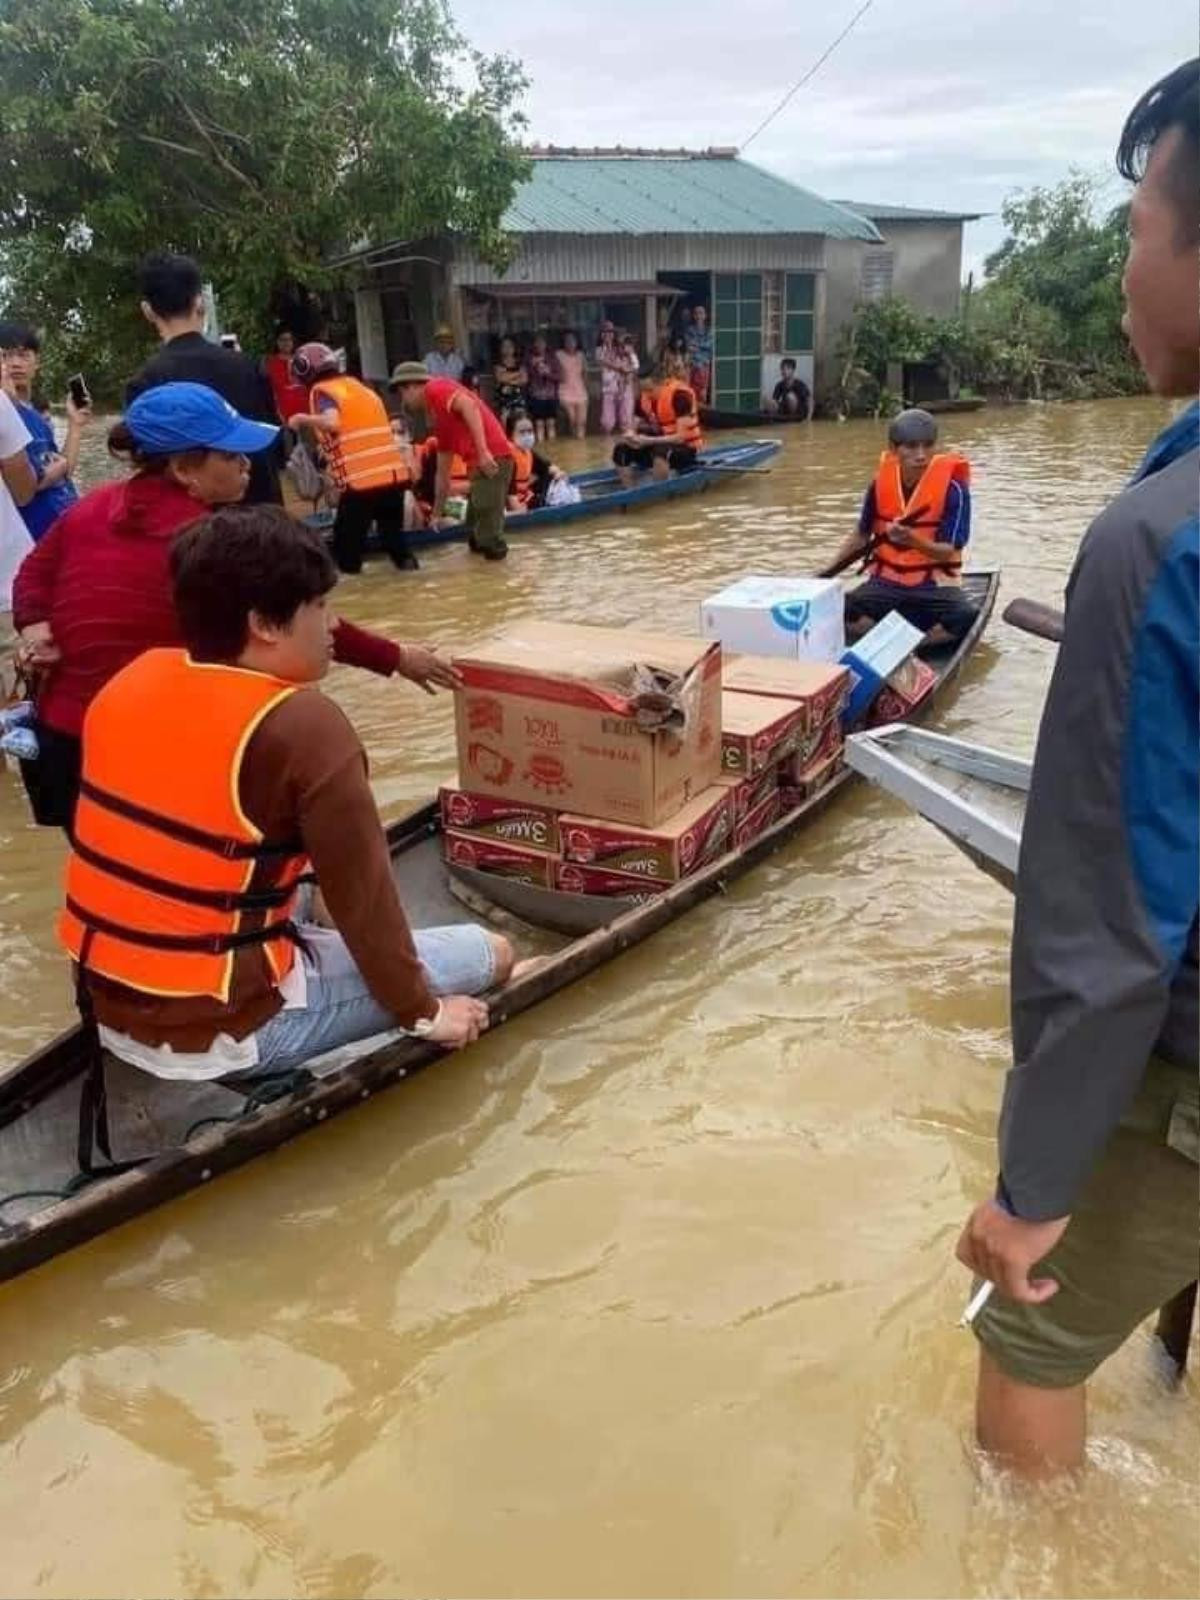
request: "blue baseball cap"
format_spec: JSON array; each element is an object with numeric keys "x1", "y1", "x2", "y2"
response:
[{"x1": 125, "y1": 382, "x2": 280, "y2": 456}]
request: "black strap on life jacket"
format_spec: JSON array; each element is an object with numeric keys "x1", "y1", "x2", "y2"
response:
[
  {"x1": 78, "y1": 777, "x2": 303, "y2": 861},
  {"x1": 66, "y1": 896, "x2": 306, "y2": 959},
  {"x1": 68, "y1": 833, "x2": 307, "y2": 914}
]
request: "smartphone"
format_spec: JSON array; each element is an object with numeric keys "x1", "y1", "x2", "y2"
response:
[
  {"x1": 219, "y1": 333, "x2": 240, "y2": 351},
  {"x1": 68, "y1": 373, "x2": 92, "y2": 410}
]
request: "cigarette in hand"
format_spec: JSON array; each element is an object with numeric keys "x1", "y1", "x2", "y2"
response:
[{"x1": 960, "y1": 1280, "x2": 995, "y2": 1328}]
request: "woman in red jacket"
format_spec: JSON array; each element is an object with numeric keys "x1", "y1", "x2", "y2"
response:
[{"x1": 12, "y1": 382, "x2": 455, "y2": 826}]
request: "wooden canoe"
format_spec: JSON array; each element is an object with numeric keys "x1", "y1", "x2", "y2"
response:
[
  {"x1": 0, "y1": 570, "x2": 998, "y2": 1284},
  {"x1": 302, "y1": 438, "x2": 782, "y2": 547}
]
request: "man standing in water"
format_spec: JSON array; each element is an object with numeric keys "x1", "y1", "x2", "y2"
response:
[
  {"x1": 957, "y1": 58, "x2": 1199, "y2": 1480},
  {"x1": 390, "y1": 361, "x2": 514, "y2": 561}
]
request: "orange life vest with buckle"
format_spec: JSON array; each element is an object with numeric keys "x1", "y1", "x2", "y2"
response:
[
  {"x1": 869, "y1": 451, "x2": 970, "y2": 587},
  {"x1": 311, "y1": 375, "x2": 408, "y2": 493},
  {"x1": 59, "y1": 649, "x2": 311, "y2": 1003},
  {"x1": 510, "y1": 445, "x2": 533, "y2": 507},
  {"x1": 655, "y1": 378, "x2": 693, "y2": 428}
]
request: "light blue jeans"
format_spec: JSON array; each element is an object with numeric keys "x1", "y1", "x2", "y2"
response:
[{"x1": 247, "y1": 921, "x2": 496, "y2": 1076}]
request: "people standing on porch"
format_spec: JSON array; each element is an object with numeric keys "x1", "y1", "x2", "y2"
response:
[
  {"x1": 526, "y1": 335, "x2": 559, "y2": 441},
  {"x1": 391, "y1": 361, "x2": 514, "y2": 562},
  {"x1": 684, "y1": 305, "x2": 713, "y2": 404},
  {"x1": 595, "y1": 322, "x2": 625, "y2": 435},
  {"x1": 492, "y1": 337, "x2": 528, "y2": 423},
  {"x1": 659, "y1": 335, "x2": 689, "y2": 383},
  {"x1": 617, "y1": 332, "x2": 640, "y2": 433},
  {"x1": 555, "y1": 331, "x2": 589, "y2": 438},
  {"x1": 423, "y1": 324, "x2": 465, "y2": 382}
]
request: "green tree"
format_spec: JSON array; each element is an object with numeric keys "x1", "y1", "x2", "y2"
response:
[{"x1": 0, "y1": 0, "x2": 529, "y2": 396}]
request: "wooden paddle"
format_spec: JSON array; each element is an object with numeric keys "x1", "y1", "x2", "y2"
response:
[
  {"x1": 1002, "y1": 597, "x2": 1064, "y2": 643},
  {"x1": 819, "y1": 502, "x2": 932, "y2": 580}
]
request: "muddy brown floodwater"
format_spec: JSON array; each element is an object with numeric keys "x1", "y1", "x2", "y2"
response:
[{"x1": 0, "y1": 398, "x2": 1195, "y2": 1599}]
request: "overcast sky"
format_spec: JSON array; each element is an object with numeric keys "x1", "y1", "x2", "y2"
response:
[{"x1": 451, "y1": 0, "x2": 1196, "y2": 277}]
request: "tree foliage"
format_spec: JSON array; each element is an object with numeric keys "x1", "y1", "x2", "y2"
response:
[
  {"x1": 834, "y1": 174, "x2": 1142, "y2": 414},
  {"x1": 0, "y1": 0, "x2": 529, "y2": 396}
]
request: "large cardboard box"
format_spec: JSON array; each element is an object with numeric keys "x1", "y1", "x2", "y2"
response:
[
  {"x1": 721, "y1": 690, "x2": 805, "y2": 777},
  {"x1": 721, "y1": 655, "x2": 850, "y2": 736},
  {"x1": 841, "y1": 612, "x2": 925, "y2": 725},
  {"x1": 867, "y1": 657, "x2": 938, "y2": 726},
  {"x1": 779, "y1": 716, "x2": 844, "y2": 783},
  {"x1": 439, "y1": 780, "x2": 560, "y2": 854},
  {"x1": 452, "y1": 622, "x2": 721, "y2": 827},
  {"x1": 733, "y1": 788, "x2": 783, "y2": 850},
  {"x1": 556, "y1": 861, "x2": 671, "y2": 899},
  {"x1": 443, "y1": 832, "x2": 558, "y2": 887},
  {"x1": 780, "y1": 749, "x2": 845, "y2": 809},
  {"x1": 715, "y1": 763, "x2": 781, "y2": 824},
  {"x1": 700, "y1": 575, "x2": 844, "y2": 663},
  {"x1": 559, "y1": 785, "x2": 732, "y2": 881}
]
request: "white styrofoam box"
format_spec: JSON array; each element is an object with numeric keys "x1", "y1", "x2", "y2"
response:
[{"x1": 700, "y1": 575, "x2": 845, "y2": 663}]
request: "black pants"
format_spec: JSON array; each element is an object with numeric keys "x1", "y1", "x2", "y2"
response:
[
  {"x1": 19, "y1": 723, "x2": 82, "y2": 830},
  {"x1": 612, "y1": 443, "x2": 698, "y2": 472},
  {"x1": 845, "y1": 578, "x2": 979, "y2": 642},
  {"x1": 332, "y1": 484, "x2": 413, "y2": 574}
]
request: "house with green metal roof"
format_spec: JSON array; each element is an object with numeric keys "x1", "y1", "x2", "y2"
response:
[{"x1": 346, "y1": 150, "x2": 974, "y2": 413}]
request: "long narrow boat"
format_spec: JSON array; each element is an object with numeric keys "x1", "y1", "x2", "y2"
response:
[
  {"x1": 303, "y1": 438, "x2": 782, "y2": 547},
  {"x1": 0, "y1": 570, "x2": 997, "y2": 1283}
]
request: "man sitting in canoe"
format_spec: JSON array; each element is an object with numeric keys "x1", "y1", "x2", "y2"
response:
[
  {"x1": 831, "y1": 408, "x2": 978, "y2": 647},
  {"x1": 59, "y1": 506, "x2": 518, "y2": 1081},
  {"x1": 612, "y1": 379, "x2": 703, "y2": 488}
]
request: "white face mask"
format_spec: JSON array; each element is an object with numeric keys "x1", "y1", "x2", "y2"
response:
[{"x1": 514, "y1": 429, "x2": 535, "y2": 448}]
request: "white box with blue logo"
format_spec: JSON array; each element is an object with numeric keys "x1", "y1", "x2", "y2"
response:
[
  {"x1": 699, "y1": 576, "x2": 844, "y2": 663},
  {"x1": 840, "y1": 611, "x2": 925, "y2": 725}
]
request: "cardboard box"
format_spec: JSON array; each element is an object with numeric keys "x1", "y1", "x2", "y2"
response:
[
  {"x1": 556, "y1": 861, "x2": 671, "y2": 899},
  {"x1": 721, "y1": 655, "x2": 850, "y2": 735},
  {"x1": 779, "y1": 716, "x2": 844, "y2": 783},
  {"x1": 841, "y1": 612, "x2": 925, "y2": 725},
  {"x1": 452, "y1": 621, "x2": 721, "y2": 827},
  {"x1": 715, "y1": 763, "x2": 781, "y2": 824},
  {"x1": 439, "y1": 780, "x2": 560, "y2": 854},
  {"x1": 559, "y1": 785, "x2": 733, "y2": 881},
  {"x1": 700, "y1": 575, "x2": 844, "y2": 663},
  {"x1": 721, "y1": 690, "x2": 805, "y2": 777},
  {"x1": 780, "y1": 749, "x2": 845, "y2": 809},
  {"x1": 867, "y1": 657, "x2": 938, "y2": 726},
  {"x1": 734, "y1": 787, "x2": 783, "y2": 850},
  {"x1": 443, "y1": 832, "x2": 558, "y2": 887}
]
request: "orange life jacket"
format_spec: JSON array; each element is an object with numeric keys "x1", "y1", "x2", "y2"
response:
[
  {"x1": 674, "y1": 406, "x2": 703, "y2": 452},
  {"x1": 637, "y1": 387, "x2": 659, "y2": 426},
  {"x1": 59, "y1": 649, "x2": 311, "y2": 1003},
  {"x1": 869, "y1": 451, "x2": 970, "y2": 586},
  {"x1": 510, "y1": 444, "x2": 533, "y2": 508},
  {"x1": 655, "y1": 378, "x2": 692, "y2": 428},
  {"x1": 311, "y1": 376, "x2": 408, "y2": 493},
  {"x1": 418, "y1": 435, "x2": 469, "y2": 498}
]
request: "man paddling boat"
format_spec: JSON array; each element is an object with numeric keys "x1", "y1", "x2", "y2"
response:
[
  {"x1": 956, "y1": 58, "x2": 1199, "y2": 1480},
  {"x1": 390, "y1": 361, "x2": 513, "y2": 560},
  {"x1": 61, "y1": 507, "x2": 517, "y2": 1080},
  {"x1": 831, "y1": 408, "x2": 978, "y2": 647}
]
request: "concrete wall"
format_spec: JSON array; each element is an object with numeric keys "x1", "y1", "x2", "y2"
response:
[
  {"x1": 818, "y1": 237, "x2": 868, "y2": 399},
  {"x1": 873, "y1": 219, "x2": 964, "y2": 318}
]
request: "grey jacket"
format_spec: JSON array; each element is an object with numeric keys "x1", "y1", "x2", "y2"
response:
[{"x1": 1000, "y1": 404, "x2": 1199, "y2": 1220}]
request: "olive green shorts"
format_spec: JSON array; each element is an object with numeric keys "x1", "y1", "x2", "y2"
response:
[
  {"x1": 973, "y1": 1056, "x2": 1198, "y2": 1389},
  {"x1": 465, "y1": 457, "x2": 513, "y2": 552}
]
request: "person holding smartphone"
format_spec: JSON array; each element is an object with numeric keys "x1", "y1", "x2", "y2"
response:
[{"x1": 0, "y1": 321, "x2": 90, "y2": 542}]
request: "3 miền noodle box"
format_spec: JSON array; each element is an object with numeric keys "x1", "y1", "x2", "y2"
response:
[
  {"x1": 452, "y1": 622, "x2": 721, "y2": 827},
  {"x1": 700, "y1": 576, "x2": 845, "y2": 663},
  {"x1": 559, "y1": 785, "x2": 733, "y2": 881},
  {"x1": 438, "y1": 780, "x2": 561, "y2": 854}
]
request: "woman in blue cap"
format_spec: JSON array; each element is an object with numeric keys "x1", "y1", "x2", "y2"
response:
[{"x1": 10, "y1": 382, "x2": 456, "y2": 826}]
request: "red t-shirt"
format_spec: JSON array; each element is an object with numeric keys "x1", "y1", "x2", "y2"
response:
[
  {"x1": 12, "y1": 476, "x2": 402, "y2": 737},
  {"x1": 264, "y1": 354, "x2": 309, "y2": 426},
  {"x1": 425, "y1": 377, "x2": 511, "y2": 468}
]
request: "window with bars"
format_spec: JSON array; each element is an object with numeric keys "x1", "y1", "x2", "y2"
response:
[
  {"x1": 713, "y1": 272, "x2": 764, "y2": 413},
  {"x1": 860, "y1": 250, "x2": 894, "y2": 303}
]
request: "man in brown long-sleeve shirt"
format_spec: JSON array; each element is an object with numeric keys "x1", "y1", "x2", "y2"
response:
[{"x1": 63, "y1": 506, "x2": 512, "y2": 1079}]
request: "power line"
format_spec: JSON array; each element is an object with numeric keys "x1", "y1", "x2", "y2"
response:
[{"x1": 741, "y1": 0, "x2": 877, "y2": 152}]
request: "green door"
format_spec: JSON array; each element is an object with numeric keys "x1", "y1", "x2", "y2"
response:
[{"x1": 713, "y1": 272, "x2": 764, "y2": 413}]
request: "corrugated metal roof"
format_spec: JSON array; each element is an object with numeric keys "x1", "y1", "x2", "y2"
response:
[
  {"x1": 501, "y1": 157, "x2": 882, "y2": 241},
  {"x1": 833, "y1": 200, "x2": 983, "y2": 223}
]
